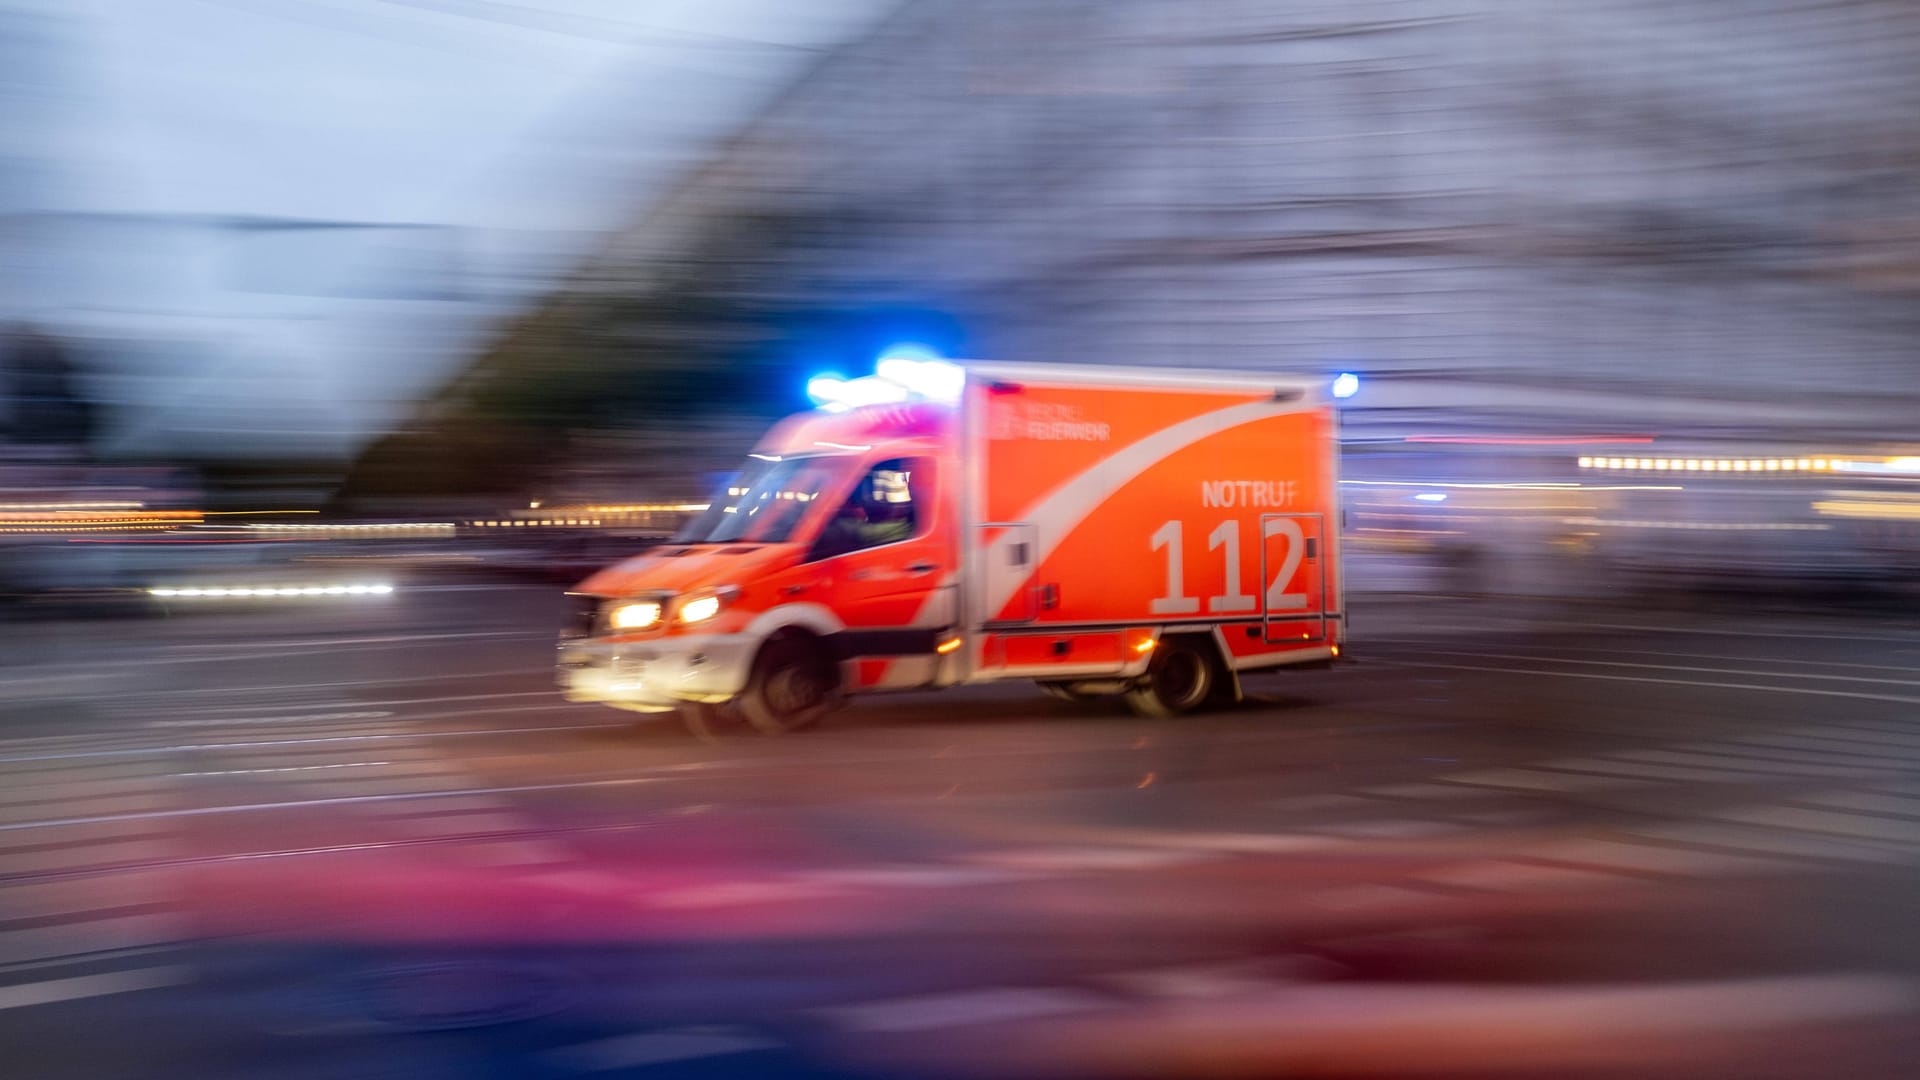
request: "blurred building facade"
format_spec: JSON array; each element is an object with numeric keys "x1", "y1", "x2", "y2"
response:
[{"x1": 478, "y1": 0, "x2": 1919, "y2": 435}]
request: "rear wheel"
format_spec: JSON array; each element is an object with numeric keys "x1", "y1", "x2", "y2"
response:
[
  {"x1": 737, "y1": 636, "x2": 839, "y2": 735},
  {"x1": 1124, "y1": 638, "x2": 1218, "y2": 718}
]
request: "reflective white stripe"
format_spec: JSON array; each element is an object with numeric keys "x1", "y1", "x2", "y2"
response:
[
  {"x1": 982, "y1": 398, "x2": 1303, "y2": 620},
  {"x1": 743, "y1": 602, "x2": 845, "y2": 637}
]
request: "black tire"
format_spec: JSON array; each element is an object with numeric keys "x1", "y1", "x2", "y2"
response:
[
  {"x1": 1124, "y1": 638, "x2": 1217, "y2": 718},
  {"x1": 737, "y1": 636, "x2": 839, "y2": 735},
  {"x1": 677, "y1": 700, "x2": 748, "y2": 742}
]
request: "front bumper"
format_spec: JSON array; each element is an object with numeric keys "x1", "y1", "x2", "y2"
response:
[{"x1": 556, "y1": 632, "x2": 758, "y2": 712}]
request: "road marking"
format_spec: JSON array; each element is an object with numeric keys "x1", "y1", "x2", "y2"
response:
[
  {"x1": 1415, "y1": 619, "x2": 1920, "y2": 645},
  {"x1": 1422, "y1": 860, "x2": 1627, "y2": 892},
  {"x1": 0, "y1": 823, "x2": 175, "y2": 850},
  {"x1": 143, "y1": 666, "x2": 553, "y2": 697},
  {"x1": 0, "y1": 914, "x2": 185, "y2": 965},
  {"x1": 0, "y1": 775, "x2": 683, "y2": 833},
  {"x1": 1380, "y1": 660, "x2": 1920, "y2": 707},
  {"x1": 0, "y1": 841, "x2": 174, "y2": 874},
  {"x1": 16, "y1": 632, "x2": 545, "y2": 675},
  {"x1": 151, "y1": 711, "x2": 393, "y2": 729},
  {"x1": 1268, "y1": 794, "x2": 1381, "y2": 813},
  {"x1": 1786, "y1": 725, "x2": 1920, "y2": 750},
  {"x1": 0, "y1": 966, "x2": 189, "y2": 1012},
  {"x1": 390, "y1": 813, "x2": 531, "y2": 837},
  {"x1": 202, "y1": 690, "x2": 562, "y2": 711},
  {"x1": 548, "y1": 1028, "x2": 782, "y2": 1073},
  {"x1": 0, "y1": 796, "x2": 171, "y2": 823},
  {"x1": 965, "y1": 846, "x2": 1223, "y2": 871},
  {"x1": 1605, "y1": 748, "x2": 1876, "y2": 778},
  {"x1": 1730, "y1": 734, "x2": 1920, "y2": 761},
  {"x1": 162, "y1": 630, "x2": 538, "y2": 651},
  {"x1": 1675, "y1": 740, "x2": 1903, "y2": 767},
  {"x1": 1630, "y1": 822, "x2": 1907, "y2": 863},
  {"x1": 817, "y1": 987, "x2": 1114, "y2": 1033},
  {"x1": 1406, "y1": 648, "x2": 1920, "y2": 689},
  {"x1": 1436, "y1": 767, "x2": 1643, "y2": 793},
  {"x1": 648, "y1": 880, "x2": 857, "y2": 909},
  {"x1": 0, "y1": 759, "x2": 169, "y2": 779},
  {"x1": 1310, "y1": 819, "x2": 1464, "y2": 840},
  {"x1": 1, "y1": 874, "x2": 177, "y2": 918},
  {"x1": 1521, "y1": 837, "x2": 1784, "y2": 877},
  {"x1": 1711, "y1": 804, "x2": 1920, "y2": 844},
  {"x1": 1537, "y1": 757, "x2": 1774, "y2": 783},
  {"x1": 382, "y1": 795, "x2": 516, "y2": 813},
  {"x1": 301, "y1": 775, "x2": 477, "y2": 796},
  {"x1": 0, "y1": 723, "x2": 628, "y2": 766},
  {"x1": 0, "y1": 779, "x2": 173, "y2": 805},
  {"x1": 175, "y1": 761, "x2": 393, "y2": 778},
  {"x1": 1374, "y1": 637, "x2": 1920, "y2": 675},
  {"x1": 1357, "y1": 782, "x2": 1485, "y2": 800},
  {"x1": 797, "y1": 866, "x2": 1040, "y2": 889},
  {"x1": 1799, "y1": 791, "x2": 1920, "y2": 817}
]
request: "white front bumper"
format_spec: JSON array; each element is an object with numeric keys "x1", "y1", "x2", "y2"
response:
[{"x1": 556, "y1": 633, "x2": 758, "y2": 712}]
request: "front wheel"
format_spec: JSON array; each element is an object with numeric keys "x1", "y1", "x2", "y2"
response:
[
  {"x1": 737, "y1": 637, "x2": 839, "y2": 735},
  {"x1": 1124, "y1": 639, "x2": 1217, "y2": 718}
]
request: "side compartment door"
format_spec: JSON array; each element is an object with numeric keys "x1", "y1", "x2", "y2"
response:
[
  {"x1": 1260, "y1": 512, "x2": 1328, "y2": 644},
  {"x1": 979, "y1": 522, "x2": 1038, "y2": 625}
]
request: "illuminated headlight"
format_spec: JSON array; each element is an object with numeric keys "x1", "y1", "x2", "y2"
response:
[
  {"x1": 677, "y1": 587, "x2": 740, "y2": 625},
  {"x1": 605, "y1": 600, "x2": 662, "y2": 631},
  {"x1": 678, "y1": 595, "x2": 724, "y2": 624}
]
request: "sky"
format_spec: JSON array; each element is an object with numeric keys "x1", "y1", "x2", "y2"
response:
[{"x1": 6, "y1": 0, "x2": 896, "y2": 459}]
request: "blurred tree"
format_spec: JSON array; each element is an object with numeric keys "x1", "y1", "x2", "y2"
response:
[
  {"x1": 338, "y1": 200, "x2": 912, "y2": 505},
  {"x1": 2, "y1": 323, "x2": 96, "y2": 452}
]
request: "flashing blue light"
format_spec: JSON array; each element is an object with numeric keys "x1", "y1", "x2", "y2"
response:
[
  {"x1": 1413, "y1": 492, "x2": 1448, "y2": 503},
  {"x1": 876, "y1": 342, "x2": 944, "y2": 363},
  {"x1": 806, "y1": 373, "x2": 848, "y2": 407},
  {"x1": 1331, "y1": 372, "x2": 1361, "y2": 400},
  {"x1": 807, "y1": 349, "x2": 965, "y2": 411},
  {"x1": 877, "y1": 355, "x2": 965, "y2": 402}
]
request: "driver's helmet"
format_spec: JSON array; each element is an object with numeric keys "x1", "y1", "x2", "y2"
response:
[{"x1": 866, "y1": 468, "x2": 913, "y2": 521}]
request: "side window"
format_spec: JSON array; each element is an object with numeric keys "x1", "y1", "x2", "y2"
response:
[{"x1": 809, "y1": 458, "x2": 928, "y2": 561}]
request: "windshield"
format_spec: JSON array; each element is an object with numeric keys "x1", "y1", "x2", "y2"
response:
[{"x1": 674, "y1": 456, "x2": 852, "y2": 544}]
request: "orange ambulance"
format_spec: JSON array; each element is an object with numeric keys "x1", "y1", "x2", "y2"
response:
[{"x1": 557, "y1": 361, "x2": 1343, "y2": 734}]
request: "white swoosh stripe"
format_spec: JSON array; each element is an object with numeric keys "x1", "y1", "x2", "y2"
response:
[{"x1": 982, "y1": 398, "x2": 1303, "y2": 620}]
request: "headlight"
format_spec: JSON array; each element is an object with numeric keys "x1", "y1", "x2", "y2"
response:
[
  {"x1": 677, "y1": 586, "x2": 739, "y2": 625},
  {"x1": 605, "y1": 600, "x2": 662, "y2": 631}
]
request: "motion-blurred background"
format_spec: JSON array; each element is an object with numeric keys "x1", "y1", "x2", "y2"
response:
[
  {"x1": 4, "y1": 0, "x2": 1920, "y2": 593},
  {"x1": 5, "y1": 3, "x2": 1920, "y2": 1079}
]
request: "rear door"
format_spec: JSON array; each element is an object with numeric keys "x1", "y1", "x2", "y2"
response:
[{"x1": 1260, "y1": 512, "x2": 1329, "y2": 643}]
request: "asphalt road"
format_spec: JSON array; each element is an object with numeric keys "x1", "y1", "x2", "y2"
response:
[{"x1": 2, "y1": 583, "x2": 1919, "y2": 1079}]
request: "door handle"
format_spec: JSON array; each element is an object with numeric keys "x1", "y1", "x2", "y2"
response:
[
  {"x1": 781, "y1": 583, "x2": 809, "y2": 596},
  {"x1": 904, "y1": 561, "x2": 938, "y2": 576}
]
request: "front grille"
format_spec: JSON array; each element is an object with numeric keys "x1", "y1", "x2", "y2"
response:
[{"x1": 560, "y1": 594, "x2": 600, "y2": 640}]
